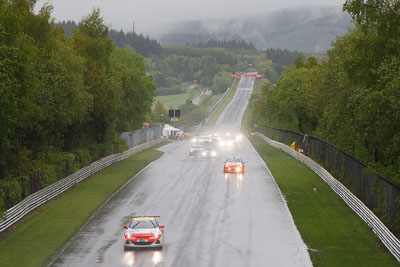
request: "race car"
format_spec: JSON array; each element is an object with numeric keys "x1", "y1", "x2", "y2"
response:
[
  {"x1": 198, "y1": 135, "x2": 212, "y2": 145},
  {"x1": 224, "y1": 156, "x2": 245, "y2": 173},
  {"x1": 190, "y1": 145, "x2": 204, "y2": 156},
  {"x1": 123, "y1": 216, "x2": 165, "y2": 249},
  {"x1": 201, "y1": 147, "x2": 217, "y2": 158},
  {"x1": 218, "y1": 137, "x2": 235, "y2": 149}
]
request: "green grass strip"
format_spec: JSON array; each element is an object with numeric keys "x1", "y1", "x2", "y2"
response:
[
  {"x1": 203, "y1": 78, "x2": 239, "y2": 130},
  {"x1": 240, "y1": 85, "x2": 397, "y2": 266},
  {"x1": 249, "y1": 136, "x2": 398, "y2": 266},
  {"x1": 0, "y1": 143, "x2": 166, "y2": 267},
  {"x1": 154, "y1": 91, "x2": 192, "y2": 109}
]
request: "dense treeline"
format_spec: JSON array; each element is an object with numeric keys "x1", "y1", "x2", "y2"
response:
[
  {"x1": 266, "y1": 47, "x2": 305, "y2": 78},
  {"x1": 253, "y1": 48, "x2": 306, "y2": 84},
  {"x1": 109, "y1": 28, "x2": 162, "y2": 57},
  {"x1": 147, "y1": 44, "x2": 238, "y2": 93},
  {"x1": 58, "y1": 20, "x2": 78, "y2": 37},
  {"x1": 190, "y1": 39, "x2": 256, "y2": 51},
  {"x1": 265, "y1": 48, "x2": 305, "y2": 66},
  {"x1": 0, "y1": 1, "x2": 155, "y2": 214},
  {"x1": 251, "y1": 0, "x2": 400, "y2": 182},
  {"x1": 58, "y1": 21, "x2": 162, "y2": 57}
]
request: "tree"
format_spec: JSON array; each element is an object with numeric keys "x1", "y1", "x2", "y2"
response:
[
  {"x1": 211, "y1": 72, "x2": 232, "y2": 94},
  {"x1": 72, "y1": 8, "x2": 115, "y2": 144},
  {"x1": 153, "y1": 101, "x2": 168, "y2": 123},
  {"x1": 110, "y1": 48, "x2": 156, "y2": 132},
  {"x1": 343, "y1": 0, "x2": 400, "y2": 38}
]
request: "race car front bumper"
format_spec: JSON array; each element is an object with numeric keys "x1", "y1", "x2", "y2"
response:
[
  {"x1": 224, "y1": 166, "x2": 244, "y2": 173},
  {"x1": 124, "y1": 239, "x2": 162, "y2": 248}
]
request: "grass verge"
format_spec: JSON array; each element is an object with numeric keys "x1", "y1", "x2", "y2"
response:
[
  {"x1": 249, "y1": 137, "x2": 398, "y2": 266},
  {"x1": 203, "y1": 78, "x2": 239, "y2": 130},
  {"x1": 154, "y1": 91, "x2": 193, "y2": 109},
  {"x1": 241, "y1": 95, "x2": 397, "y2": 265},
  {"x1": 0, "y1": 143, "x2": 167, "y2": 267}
]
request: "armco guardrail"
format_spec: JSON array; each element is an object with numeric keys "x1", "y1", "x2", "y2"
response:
[
  {"x1": 120, "y1": 127, "x2": 163, "y2": 148},
  {"x1": 257, "y1": 133, "x2": 400, "y2": 261},
  {"x1": 206, "y1": 78, "x2": 236, "y2": 122},
  {"x1": 0, "y1": 138, "x2": 165, "y2": 232},
  {"x1": 263, "y1": 126, "x2": 400, "y2": 224},
  {"x1": 191, "y1": 78, "x2": 236, "y2": 134}
]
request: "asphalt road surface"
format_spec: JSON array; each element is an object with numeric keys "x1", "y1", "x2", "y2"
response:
[{"x1": 51, "y1": 77, "x2": 312, "y2": 267}]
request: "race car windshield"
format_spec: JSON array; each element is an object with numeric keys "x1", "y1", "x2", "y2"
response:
[
  {"x1": 130, "y1": 220, "x2": 156, "y2": 229},
  {"x1": 227, "y1": 157, "x2": 241, "y2": 162}
]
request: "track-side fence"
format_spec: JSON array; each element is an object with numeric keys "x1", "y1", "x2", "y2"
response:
[
  {"x1": 120, "y1": 127, "x2": 163, "y2": 148},
  {"x1": 192, "y1": 78, "x2": 237, "y2": 135},
  {"x1": 0, "y1": 137, "x2": 165, "y2": 233},
  {"x1": 257, "y1": 132, "x2": 400, "y2": 261},
  {"x1": 263, "y1": 126, "x2": 400, "y2": 224}
]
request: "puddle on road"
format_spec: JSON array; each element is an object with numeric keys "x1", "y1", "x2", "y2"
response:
[{"x1": 121, "y1": 250, "x2": 163, "y2": 266}]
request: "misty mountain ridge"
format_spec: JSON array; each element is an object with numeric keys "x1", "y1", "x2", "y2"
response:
[{"x1": 159, "y1": 6, "x2": 353, "y2": 53}]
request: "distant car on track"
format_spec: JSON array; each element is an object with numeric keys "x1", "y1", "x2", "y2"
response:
[
  {"x1": 218, "y1": 137, "x2": 235, "y2": 149},
  {"x1": 224, "y1": 156, "x2": 245, "y2": 173},
  {"x1": 123, "y1": 216, "x2": 165, "y2": 249},
  {"x1": 198, "y1": 135, "x2": 212, "y2": 145},
  {"x1": 201, "y1": 147, "x2": 217, "y2": 158},
  {"x1": 190, "y1": 145, "x2": 204, "y2": 156}
]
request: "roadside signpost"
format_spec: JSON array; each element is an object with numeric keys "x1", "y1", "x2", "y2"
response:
[{"x1": 169, "y1": 109, "x2": 180, "y2": 126}]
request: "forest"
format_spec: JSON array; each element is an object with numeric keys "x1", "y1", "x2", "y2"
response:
[
  {"x1": 190, "y1": 39, "x2": 256, "y2": 51},
  {"x1": 250, "y1": 0, "x2": 400, "y2": 182},
  {"x1": 58, "y1": 21, "x2": 163, "y2": 58},
  {"x1": 0, "y1": 0, "x2": 314, "y2": 215},
  {"x1": 0, "y1": 1, "x2": 155, "y2": 214}
]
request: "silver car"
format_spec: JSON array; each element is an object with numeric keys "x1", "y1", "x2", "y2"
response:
[
  {"x1": 190, "y1": 145, "x2": 204, "y2": 156},
  {"x1": 201, "y1": 147, "x2": 217, "y2": 158}
]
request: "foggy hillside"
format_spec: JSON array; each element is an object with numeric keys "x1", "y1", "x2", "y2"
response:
[{"x1": 159, "y1": 6, "x2": 353, "y2": 53}]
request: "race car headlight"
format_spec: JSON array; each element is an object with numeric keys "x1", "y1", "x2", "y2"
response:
[
  {"x1": 125, "y1": 234, "x2": 135, "y2": 239},
  {"x1": 236, "y1": 135, "x2": 243, "y2": 142},
  {"x1": 152, "y1": 233, "x2": 159, "y2": 239}
]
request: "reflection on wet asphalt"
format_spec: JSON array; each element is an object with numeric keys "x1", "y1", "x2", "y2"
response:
[{"x1": 50, "y1": 77, "x2": 312, "y2": 267}]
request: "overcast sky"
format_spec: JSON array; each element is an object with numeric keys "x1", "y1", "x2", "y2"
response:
[{"x1": 36, "y1": 0, "x2": 345, "y2": 35}]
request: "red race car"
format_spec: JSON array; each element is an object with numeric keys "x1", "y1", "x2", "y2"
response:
[
  {"x1": 123, "y1": 216, "x2": 165, "y2": 249},
  {"x1": 224, "y1": 156, "x2": 245, "y2": 173}
]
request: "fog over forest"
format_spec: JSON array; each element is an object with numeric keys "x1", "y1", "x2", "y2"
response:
[
  {"x1": 36, "y1": 0, "x2": 346, "y2": 40},
  {"x1": 159, "y1": 6, "x2": 352, "y2": 53}
]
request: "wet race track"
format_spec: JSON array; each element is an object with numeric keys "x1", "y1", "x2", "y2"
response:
[{"x1": 51, "y1": 77, "x2": 312, "y2": 267}]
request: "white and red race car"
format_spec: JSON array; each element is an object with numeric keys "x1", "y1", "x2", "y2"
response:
[
  {"x1": 224, "y1": 156, "x2": 245, "y2": 173},
  {"x1": 123, "y1": 216, "x2": 165, "y2": 249}
]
